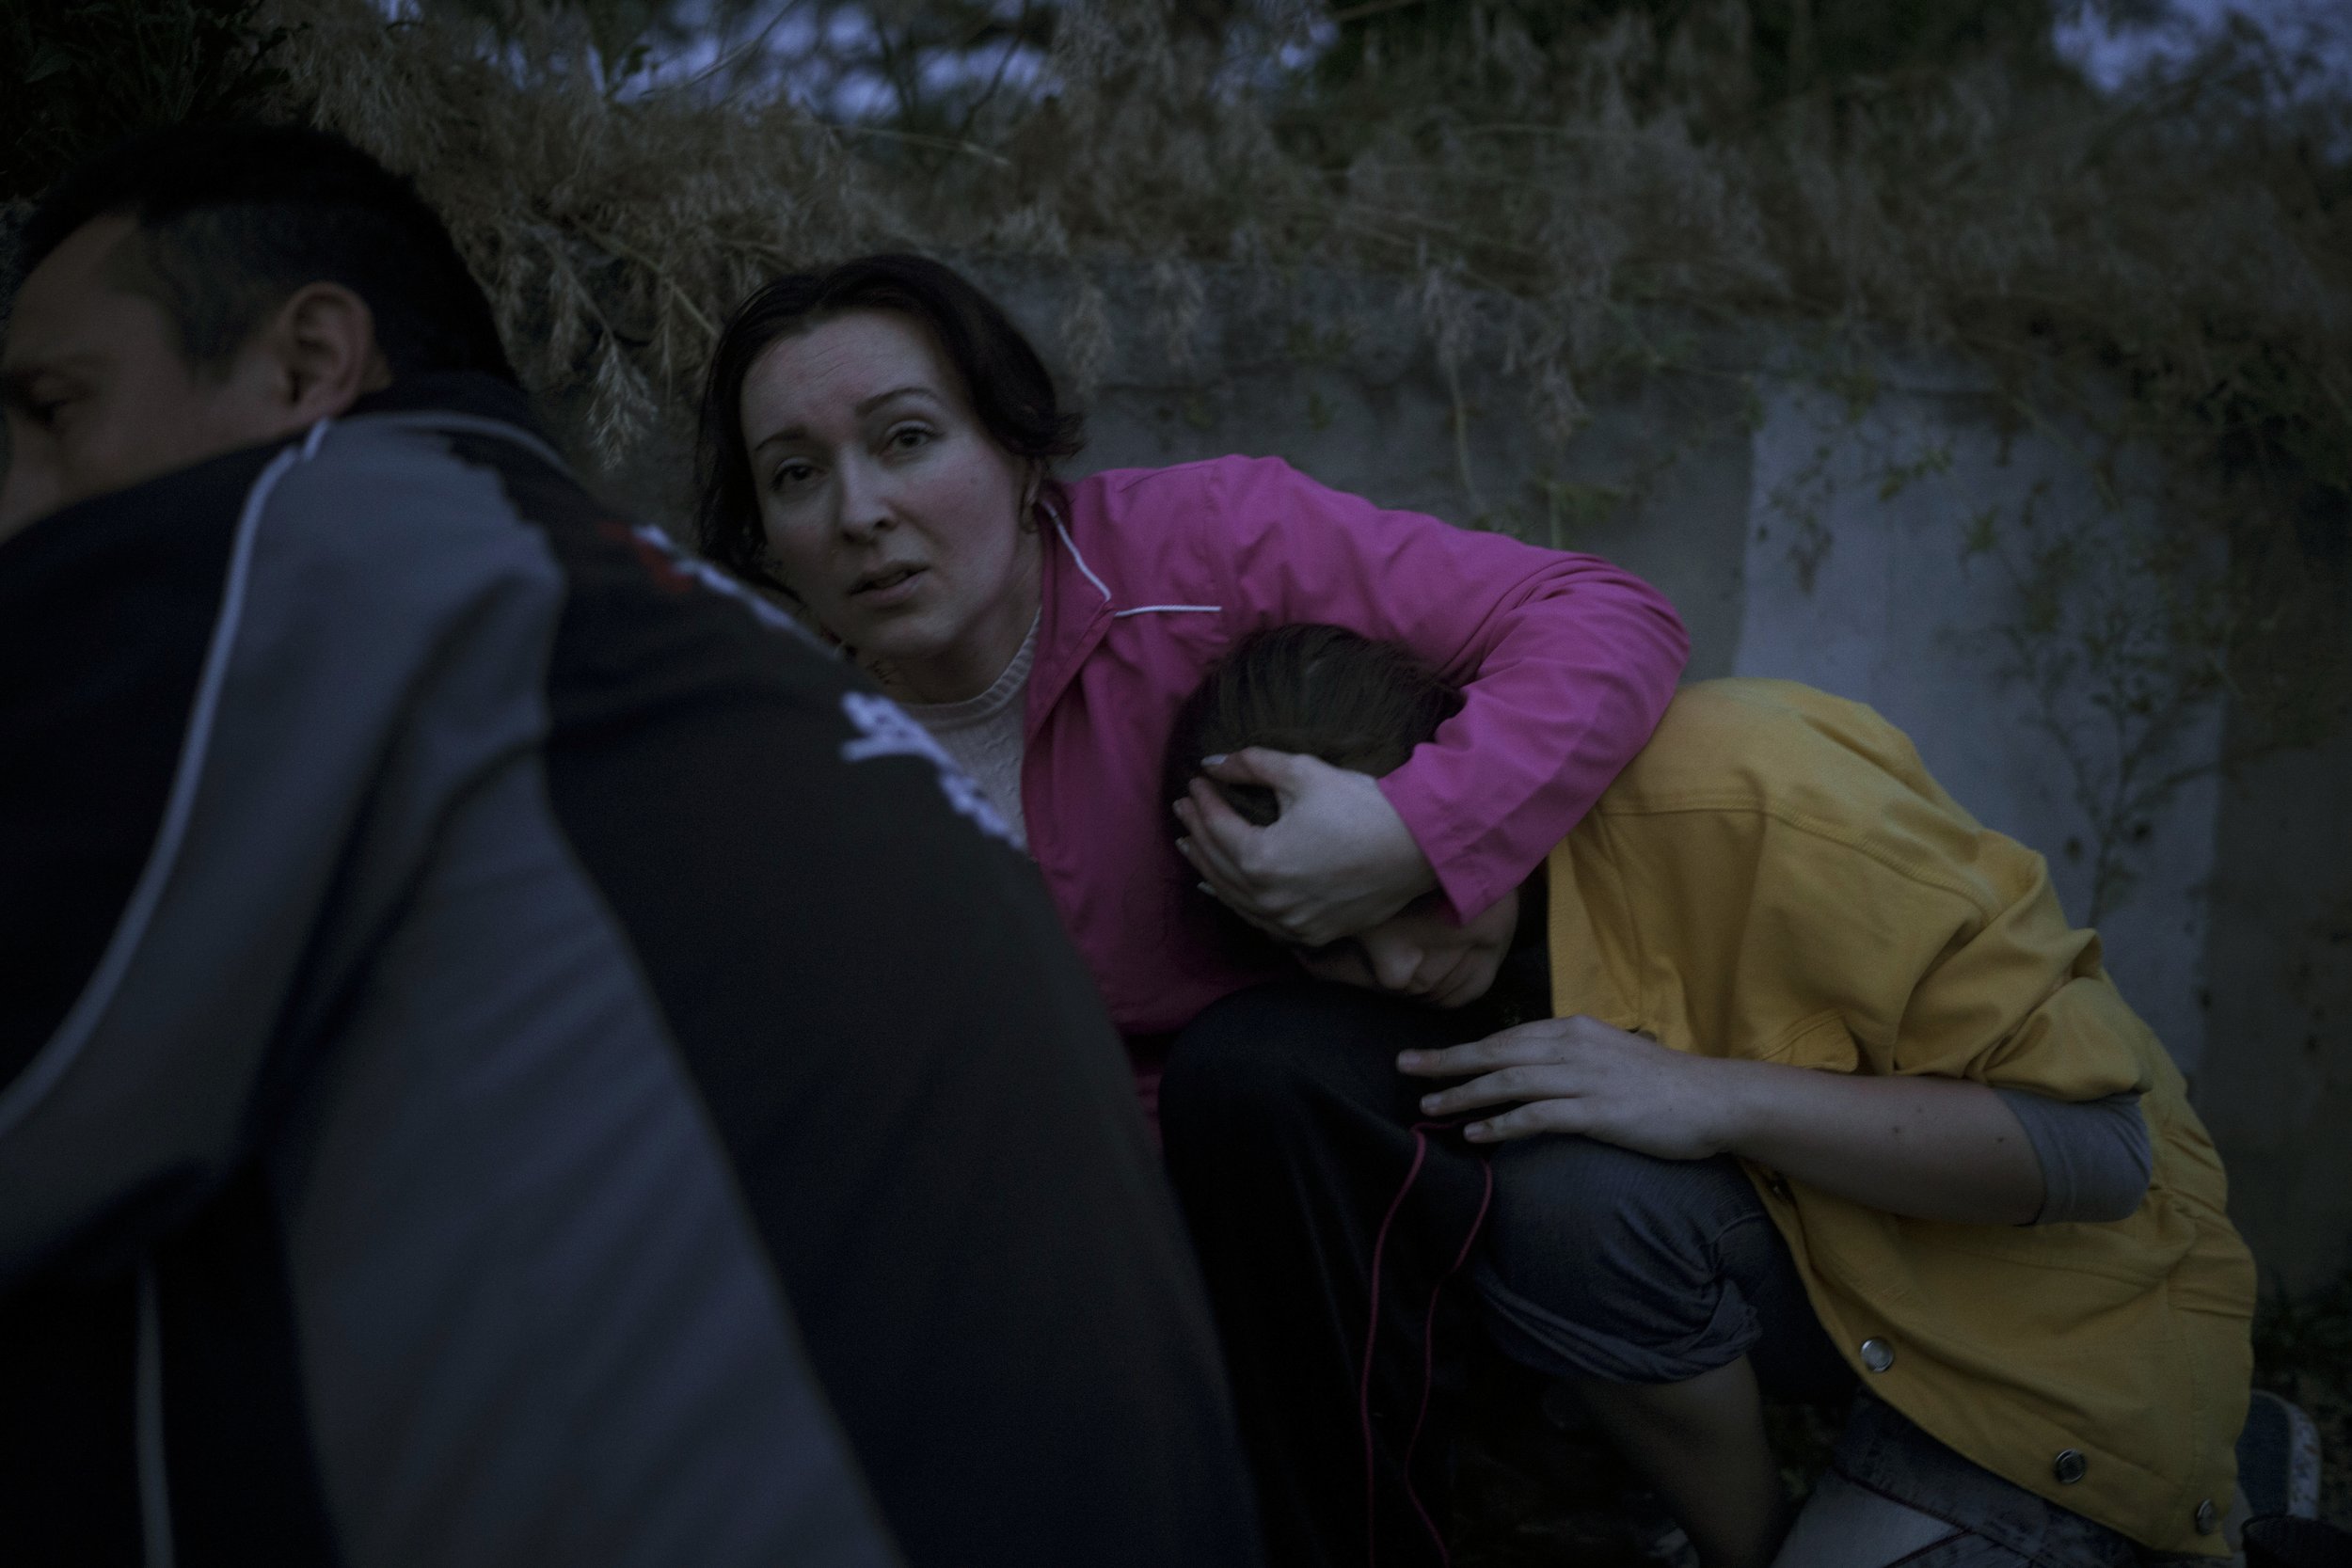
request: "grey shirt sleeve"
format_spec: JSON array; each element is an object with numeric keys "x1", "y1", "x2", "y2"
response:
[{"x1": 1994, "y1": 1087, "x2": 2154, "y2": 1224}]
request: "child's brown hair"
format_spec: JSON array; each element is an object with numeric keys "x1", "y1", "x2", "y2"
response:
[{"x1": 1162, "y1": 624, "x2": 1463, "y2": 826}]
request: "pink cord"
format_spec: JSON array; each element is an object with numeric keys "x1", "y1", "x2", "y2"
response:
[
  {"x1": 1360, "y1": 1131, "x2": 1429, "y2": 1565},
  {"x1": 1359, "y1": 1123, "x2": 1494, "y2": 1568}
]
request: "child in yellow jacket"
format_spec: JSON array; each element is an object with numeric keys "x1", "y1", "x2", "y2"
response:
[{"x1": 1162, "y1": 625, "x2": 2257, "y2": 1568}]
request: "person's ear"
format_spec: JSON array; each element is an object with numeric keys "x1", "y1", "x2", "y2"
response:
[
  {"x1": 253, "y1": 282, "x2": 394, "y2": 421},
  {"x1": 1021, "y1": 460, "x2": 1044, "y2": 517}
]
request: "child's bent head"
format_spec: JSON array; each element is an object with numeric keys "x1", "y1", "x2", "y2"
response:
[
  {"x1": 1164, "y1": 624, "x2": 1461, "y2": 824},
  {"x1": 1166, "y1": 625, "x2": 1522, "y2": 1010}
]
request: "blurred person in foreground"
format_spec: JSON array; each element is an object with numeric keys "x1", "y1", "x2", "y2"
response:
[{"x1": 0, "y1": 122, "x2": 1259, "y2": 1567}]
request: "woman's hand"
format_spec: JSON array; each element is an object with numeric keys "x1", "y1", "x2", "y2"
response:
[
  {"x1": 1397, "y1": 1016, "x2": 1737, "y2": 1158},
  {"x1": 1173, "y1": 749, "x2": 1438, "y2": 948}
]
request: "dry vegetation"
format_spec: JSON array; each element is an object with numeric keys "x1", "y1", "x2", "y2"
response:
[
  {"x1": 249, "y1": 2, "x2": 2344, "y2": 472},
  {"x1": 8, "y1": 1, "x2": 2347, "y2": 615},
  {"x1": 11, "y1": 2, "x2": 2346, "y2": 587},
  {"x1": 230, "y1": 0, "x2": 2349, "y2": 738}
]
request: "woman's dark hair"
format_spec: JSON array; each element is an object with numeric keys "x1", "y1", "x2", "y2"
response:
[
  {"x1": 693, "y1": 253, "x2": 1086, "y2": 590},
  {"x1": 1164, "y1": 625, "x2": 1464, "y2": 828}
]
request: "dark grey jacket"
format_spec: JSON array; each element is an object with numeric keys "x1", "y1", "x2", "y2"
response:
[{"x1": 0, "y1": 376, "x2": 1259, "y2": 1568}]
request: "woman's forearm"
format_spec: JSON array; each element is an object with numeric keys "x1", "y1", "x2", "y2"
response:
[
  {"x1": 1710, "y1": 1059, "x2": 2044, "y2": 1226},
  {"x1": 1210, "y1": 457, "x2": 1687, "y2": 924}
]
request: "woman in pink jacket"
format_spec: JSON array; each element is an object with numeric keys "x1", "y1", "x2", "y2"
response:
[
  {"x1": 692, "y1": 254, "x2": 1687, "y2": 1560},
  {"x1": 694, "y1": 256, "x2": 1686, "y2": 1045}
]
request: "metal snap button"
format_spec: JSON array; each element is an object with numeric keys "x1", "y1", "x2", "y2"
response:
[
  {"x1": 2053, "y1": 1449, "x2": 2087, "y2": 1484},
  {"x1": 2194, "y1": 1498, "x2": 2217, "y2": 1534},
  {"x1": 1858, "y1": 1338, "x2": 1894, "y2": 1373}
]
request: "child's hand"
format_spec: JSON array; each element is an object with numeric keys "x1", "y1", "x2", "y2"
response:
[{"x1": 1397, "y1": 1016, "x2": 1740, "y2": 1160}]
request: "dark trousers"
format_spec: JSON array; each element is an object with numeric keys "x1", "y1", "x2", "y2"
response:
[
  {"x1": 1161, "y1": 981, "x2": 1494, "y2": 1568},
  {"x1": 1161, "y1": 981, "x2": 1852, "y2": 1568}
]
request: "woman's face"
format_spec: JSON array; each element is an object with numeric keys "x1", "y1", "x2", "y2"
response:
[
  {"x1": 1295, "y1": 888, "x2": 1521, "y2": 1010},
  {"x1": 738, "y1": 309, "x2": 1041, "y2": 703}
]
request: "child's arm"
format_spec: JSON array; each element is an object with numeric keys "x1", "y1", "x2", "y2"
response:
[
  {"x1": 1700, "y1": 1052, "x2": 2044, "y2": 1224},
  {"x1": 1400, "y1": 1014, "x2": 2047, "y2": 1226}
]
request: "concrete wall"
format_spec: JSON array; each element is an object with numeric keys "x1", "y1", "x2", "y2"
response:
[{"x1": 2201, "y1": 721, "x2": 2352, "y2": 1290}]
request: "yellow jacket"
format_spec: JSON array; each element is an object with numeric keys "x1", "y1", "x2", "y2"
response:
[{"x1": 1541, "y1": 679, "x2": 2255, "y2": 1557}]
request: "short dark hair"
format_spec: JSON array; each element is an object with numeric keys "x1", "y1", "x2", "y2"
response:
[
  {"x1": 1163, "y1": 625, "x2": 1464, "y2": 829},
  {"x1": 20, "y1": 121, "x2": 515, "y2": 383},
  {"x1": 694, "y1": 253, "x2": 1084, "y2": 591}
]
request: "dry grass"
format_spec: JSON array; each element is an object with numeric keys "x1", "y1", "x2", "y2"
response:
[
  {"x1": 244, "y1": 0, "x2": 2348, "y2": 748},
  {"x1": 259, "y1": 2, "x2": 2348, "y2": 462}
]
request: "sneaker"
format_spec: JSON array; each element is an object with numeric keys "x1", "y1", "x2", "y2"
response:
[{"x1": 2238, "y1": 1389, "x2": 2324, "y2": 1520}]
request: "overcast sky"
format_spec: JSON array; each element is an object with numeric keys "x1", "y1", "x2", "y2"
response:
[
  {"x1": 2057, "y1": 0, "x2": 2350, "y2": 91},
  {"x1": 596, "y1": 0, "x2": 2352, "y2": 115}
]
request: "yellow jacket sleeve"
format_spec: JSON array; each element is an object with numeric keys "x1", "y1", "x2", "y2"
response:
[{"x1": 1561, "y1": 680, "x2": 2153, "y2": 1101}]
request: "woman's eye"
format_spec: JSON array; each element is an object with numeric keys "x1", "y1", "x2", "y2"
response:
[
  {"x1": 768, "y1": 460, "x2": 817, "y2": 492},
  {"x1": 883, "y1": 424, "x2": 933, "y2": 454}
]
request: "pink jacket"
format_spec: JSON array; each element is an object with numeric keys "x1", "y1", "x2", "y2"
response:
[{"x1": 1024, "y1": 454, "x2": 1690, "y2": 1040}]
